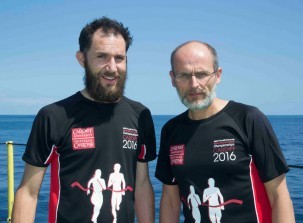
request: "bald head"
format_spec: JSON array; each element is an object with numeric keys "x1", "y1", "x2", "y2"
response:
[{"x1": 170, "y1": 41, "x2": 219, "y2": 73}]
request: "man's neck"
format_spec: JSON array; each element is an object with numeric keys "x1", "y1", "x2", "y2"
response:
[{"x1": 188, "y1": 98, "x2": 228, "y2": 120}]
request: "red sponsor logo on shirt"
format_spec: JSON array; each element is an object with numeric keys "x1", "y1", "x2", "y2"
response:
[
  {"x1": 169, "y1": 144, "x2": 185, "y2": 165},
  {"x1": 72, "y1": 127, "x2": 95, "y2": 150},
  {"x1": 213, "y1": 138, "x2": 235, "y2": 153}
]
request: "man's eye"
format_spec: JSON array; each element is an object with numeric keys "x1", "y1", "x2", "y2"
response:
[
  {"x1": 97, "y1": 54, "x2": 107, "y2": 59},
  {"x1": 115, "y1": 56, "x2": 125, "y2": 62},
  {"x1": 179, "y1": 73, "x2": 189, "y2": 79},
  {"x1": 196, "y1": 73, "x2": 208, "y2": 79}
]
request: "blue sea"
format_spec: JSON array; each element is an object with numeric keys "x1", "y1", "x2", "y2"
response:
[{"x1": 0, "y1": 115, "x2": 302, "y2": 222}]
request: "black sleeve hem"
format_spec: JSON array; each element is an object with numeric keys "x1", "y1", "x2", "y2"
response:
[
  {"x1": 262, "y1": 167, "x2": 290, "y2": 183},
  {"x1": 137, "y1": 154, "x2": 157, "y2": 163},
  {"x1": 155, "y1": 173, "x2": 178, "y2": 185},
  {"x1": 22, "y1": 156, "x2": 49, "y2": 168}
]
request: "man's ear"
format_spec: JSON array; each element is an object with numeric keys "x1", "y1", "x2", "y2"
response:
[
  {"x1": 169, "y1": 71, "x2": 176, "y2": 87},
  {"x1": 76, "y1": 51, "x2": 85, "y2": 68},
  {"x1": 215, "y1": 68, "x2": 223, "y2": 84}
]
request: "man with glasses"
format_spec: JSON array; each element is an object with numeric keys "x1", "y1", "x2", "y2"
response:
[{"x1": 155, "y1": 41, "x2": 295, "y2": 222}]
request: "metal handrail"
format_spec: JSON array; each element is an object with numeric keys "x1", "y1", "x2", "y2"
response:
[{"x1": 0, "y1": 141, "x2": 302, "y2": 222}]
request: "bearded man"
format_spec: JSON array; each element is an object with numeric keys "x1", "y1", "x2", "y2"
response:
[{"x1": 12, "y1": 17, "x2": 156, "y2": 223}]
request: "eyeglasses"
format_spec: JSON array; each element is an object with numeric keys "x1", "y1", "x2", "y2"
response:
[{"x1": 174, "y1": 70, "x2": 217, "y2": 82}]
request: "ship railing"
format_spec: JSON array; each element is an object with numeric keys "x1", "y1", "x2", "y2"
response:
[{"x1": 0, "y1": 141, "x2": 303, "y2": 222}]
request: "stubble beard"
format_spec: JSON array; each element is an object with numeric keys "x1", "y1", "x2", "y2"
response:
[
  {"x1": 177, "y1": 84, "x2": 217, "y2": 111},
  {"x1": 84, "y1": 61, "x2": 127, "y2": 103}
]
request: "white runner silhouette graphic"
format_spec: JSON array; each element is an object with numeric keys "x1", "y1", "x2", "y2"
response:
[
  {"x1": 187, "y1": 185, "x2": 202, "y2": 223},
  {"x1": 203, "y1": 178, "x2": 224, "y2": 223},
  {"x1": 108, "y1": 163, "x2": 126, "y2": 223},
  {"x1": 87, "y1": 169, "x2": 106, "y2": 223}
]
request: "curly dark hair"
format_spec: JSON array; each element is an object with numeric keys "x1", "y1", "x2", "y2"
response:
[{"x1": 79, "y1": 16, "x2": 133, "y2": 53}]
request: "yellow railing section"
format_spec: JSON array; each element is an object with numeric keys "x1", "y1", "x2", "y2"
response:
[{"x1": 7, "y1": 141, "x2": 14, "y2": 223}]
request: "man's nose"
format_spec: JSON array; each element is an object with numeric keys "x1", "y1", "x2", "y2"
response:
[
  {"x1": 106, "y1": 57, "x2": 118, "y2": 72},
  {"x1": 189, "y1": 75, "x2": 200, "y2": 88}
]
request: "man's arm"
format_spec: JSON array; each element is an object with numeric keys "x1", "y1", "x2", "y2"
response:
[
  {"x1": 135, "y1": 162, "x2": 154, "y2": 223},
  {"x1": 264, "y1": 174, "x2": 295, "y2": 223},
  {"x1": 160, "y1": 184, "x2": 181, "y2": 223},
  {"x1": 12, "y1": 163, "x2": 47, "y2": 223}
]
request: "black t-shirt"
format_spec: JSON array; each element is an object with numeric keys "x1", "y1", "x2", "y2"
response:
[
  {"x1": 23, "y1": 92, "x2": 157, "y2": 223},
  {"x1": 155, "y1": 101, "x2": 289, "y2": 223}
]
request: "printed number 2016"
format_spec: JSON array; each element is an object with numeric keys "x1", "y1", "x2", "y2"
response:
[
  {"x1": 123, "y1": 140, "x2": 137, "y2": 150},
  {"x1": 213, "y1": 152, "x2": 236, "y2": 162}
]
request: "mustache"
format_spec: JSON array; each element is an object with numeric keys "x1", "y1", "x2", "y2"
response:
[
  {"x1": 185, "y1": 88, "x2": 205, "y2": 95},
  {"x1": 98, "y1": 72, "x2": 119, "y2": 78}
]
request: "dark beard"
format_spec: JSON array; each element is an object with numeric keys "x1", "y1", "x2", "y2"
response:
[{"x1": 84, "y1": 61, "x2": 126, "y2": 103}]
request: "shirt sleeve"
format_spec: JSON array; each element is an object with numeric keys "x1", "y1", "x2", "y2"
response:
[
  {"x1": 155, "y1": 123, "x2": 178, "y2": 185},
  {"x1": 247, "y1": 108, "x2": 289, "y2": 182},
  {"x1": 136, "y1": 108, "x2": 157, "y2": 162},
  {"x1": 22, "y1": 106, "x2": 59, "y2": 167}
]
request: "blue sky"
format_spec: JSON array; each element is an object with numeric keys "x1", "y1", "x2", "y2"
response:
[{"x1": 0, "y1": 0, "x2": 302, "y2": 115}]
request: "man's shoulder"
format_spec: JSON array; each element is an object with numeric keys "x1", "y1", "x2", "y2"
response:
[
  {"x1": 163, "y1": 112, "x2": 187, "y2": 129},
  {"x1": 121, "y1": 96, "x2": 149, "y2": 113},
  {"x1": 226, "y1": 101, "x2": 261, "y2": 117},
  {"x1": 227, "y1": 100, "x2": 257, "y2": 111},
  {"x1": 54, "y1": 91, "x2": 83, "y2": 107},
  {"x1": 225, "y1": 101, "x2": 266, "y2": 126},
  {"x1": 38, "y1": 92, "x2": 82, "y2": 118}
]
